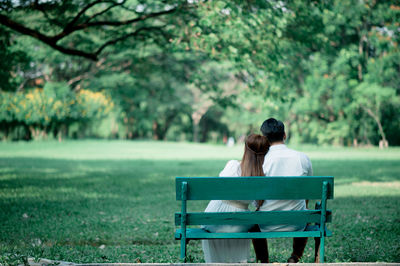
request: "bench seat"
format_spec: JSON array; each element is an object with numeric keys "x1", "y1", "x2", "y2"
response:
[{"x1": 175, "y1": 225, "x2": 332, "y2": 239}]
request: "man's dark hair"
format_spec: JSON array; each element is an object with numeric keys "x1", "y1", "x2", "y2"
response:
[{"x1": 260, "y1": 118, "x2": 285, "y2": 143}]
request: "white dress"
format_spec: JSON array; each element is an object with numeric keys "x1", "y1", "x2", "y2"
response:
[{"x1": 201, "y1": 160, "x2": 252, "y2": 263}]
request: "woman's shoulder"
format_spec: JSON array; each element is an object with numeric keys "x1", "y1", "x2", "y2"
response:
[
  {"x1": 219, "y1": 160, "x2": 241, "y2": 177},
  {"x1": 224, "y1": 160, "x2": 241, "y2": 170},
  {"x1": 226, "y1": 159, "x2": 240, "y2": 166}
]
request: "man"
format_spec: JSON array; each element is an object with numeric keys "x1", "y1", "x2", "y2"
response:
[{"x1": 253, "y1": 118, "x2": 313, "y2": 263}]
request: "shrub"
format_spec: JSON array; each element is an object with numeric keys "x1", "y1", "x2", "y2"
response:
[{"x1": 0, "y1": 83, "x2": 114, "y2": 140}]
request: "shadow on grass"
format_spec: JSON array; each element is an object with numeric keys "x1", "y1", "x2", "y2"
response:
[
  {"x1": 1, "y1": 157, "x2": 399, "y2": 185},
  {"x1": 328, "y1": 196, "x2": 400, "y2": 262},
  {"x1": 313, "y1": 159, "x2": 400, "y2": 185}
]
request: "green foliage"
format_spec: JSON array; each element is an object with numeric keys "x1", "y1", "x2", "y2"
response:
[
  {"x1": 0, "y1": 83, "x2": 114, "y2": 140},
  {"x1": 353, "y1": 83, "x2": 396, "y2": 110},
  {"x1": 0, "y1": 26, "x2": 30, "y2": 91},
  {"x1": 219, "y1": 0, "x2": 400, "y2": 146},
  {"x1": 0, "y1": 0, "x2": 399, "y2": 145}
]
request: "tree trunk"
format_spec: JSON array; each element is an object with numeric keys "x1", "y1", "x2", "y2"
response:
[
  {"x1": 58, "y1": 125, "x2": 63, "y2": 142},
  {"x1": 357, "y1": 34, "x2": 367, "y2": 82},
  {"x1": 201, "y1": 120, "x2": 209, "y2": 143},
  {"x1": 192, "y1": 112, "x2": 203, "y2": 143},
  {"x1": 363, "y1": 107, "x2": 388, "y2": 148},
  {"x1": 23, "y1": 123, "x2": 32, "y2": 141},
  {"x1": 284, "y1": 119, "x2": 291, "y2": 142},
  {"x1": 29, "y1": 126, "x2": 37, "y2": 140},
  {"x1": 152, "y1": 121, "x2": 159, "y2": 140},
  {"x1": 192, "y1": 120, "x2": 200, "y2": 143},
  {"x1": 353, "y1": 139, "x2": 358, "y2": 147},
  {"x1": 157, "y1": 113, "x2": 177, "y2": 140},
  {"x1": 1, "y1": 122, "x2": 9, "y2": 141}
]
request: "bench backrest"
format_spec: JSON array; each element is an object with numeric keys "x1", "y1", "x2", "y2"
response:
[
  {"x1": 176, "y1": 176, "x2": 334, "y2": 200},
  {"x1": 175, "y1": 176, "x2": 333, "y2": 227}
]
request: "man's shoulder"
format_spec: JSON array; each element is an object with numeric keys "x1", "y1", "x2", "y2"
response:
[
  {"x1": 285, "y1": 147, "x2": 311, "y2": 161},
  {"x1": 265, "y1": 145, "x2": 311, "y2": 162}
]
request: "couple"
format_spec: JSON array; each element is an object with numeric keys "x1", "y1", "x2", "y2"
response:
[{"x1": 202, "y1": 118, "x2": 313, "y2": 263}]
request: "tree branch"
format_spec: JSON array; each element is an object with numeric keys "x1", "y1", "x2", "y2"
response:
[
  {"x1": 0, "y1": 3, "x2": 176, "y2": 61},
  {"x1": 35, "y1": 3, "x2": 65, "y2": 28},
  {"x1": 46, "y1": 42, "x2": 99, "y2": 61},
  {"x1": 51, "y1": 7, "x2": 176, "y2": 42},
  {"x1": 90, "y1": 7, "x2": 175, "y2": 26},
  {"x1": 64, "y1": 0, "x2": 106, "y2": 30},
  {"x1": 362, "y1": 106, "x2": 387, "y2": 141},
  {"x1": 95, "y1": 26, "x2": 166, "y2": 55},
  {"x1": 83, "y1": 0, "x2": 126, "y2": 24},
  {"x1": 0, "y1": 13, "x2": 98, "y2": 60}
]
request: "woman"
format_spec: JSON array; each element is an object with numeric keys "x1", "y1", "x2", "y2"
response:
[{"x1": 202, "y1": 134, "x2": 269, "y2": 263}]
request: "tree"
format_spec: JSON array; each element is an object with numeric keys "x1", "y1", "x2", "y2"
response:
[
  {"x1": 353, "y1": 83, "x2": 398, "y2": 147},
  {"x1": 1, "y1": 0, "x2": 399, "y2": 145},
  {"x1": 0, "y1": 82, "x2": 114, "y2": 140},
  {"x1": 255, "y1": 0, "x2": 400, "y2": 145},
  {"x1": 188, "y1": 61, "x2": 239, "y2": 142},
  {"x1": 0, "y1": 0, "x2": 193, "y2": 60}
]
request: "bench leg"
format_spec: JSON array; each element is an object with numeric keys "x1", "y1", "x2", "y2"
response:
[
  {"x1": 319, "y1": 235, "x2": 325, "y2": 263},
  {"x1": 314, "y1": 237, "x2": 320, "y2": 263},
  {"x1": 180, "y1": 238, "x2": 187, "y2": 262}
]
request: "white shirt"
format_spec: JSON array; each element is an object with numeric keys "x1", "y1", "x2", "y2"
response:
[
  {"x1": 262, "y1": 144, "x2": 312, "y2": 178},
  {"x1": 259, "y1": 144, "x2": 313, "y2": 231}
]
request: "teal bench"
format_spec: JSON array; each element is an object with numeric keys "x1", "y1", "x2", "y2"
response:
[{"x1": 175, "y1": 176, "x2": 333, "y2": 263}]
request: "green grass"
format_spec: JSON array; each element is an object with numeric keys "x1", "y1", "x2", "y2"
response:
[{"x1": 0, "y1": 140, "x2": 399, "y2": 264}]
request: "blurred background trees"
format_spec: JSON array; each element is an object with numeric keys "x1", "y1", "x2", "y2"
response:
[{"x1": 0, "y1": 0, "x2": 399, "y2": 146}]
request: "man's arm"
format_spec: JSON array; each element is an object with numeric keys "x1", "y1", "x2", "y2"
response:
[
  {"x1": 307, "y1": 156, "x2": 313, "y2": 176},
  {"x1": 305, "y1": 155, "x2": 313, "y2": 208}
]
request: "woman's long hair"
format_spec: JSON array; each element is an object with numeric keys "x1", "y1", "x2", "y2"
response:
[{"x1": 240, "y1": 134, "x2": 270, "y2": 177}]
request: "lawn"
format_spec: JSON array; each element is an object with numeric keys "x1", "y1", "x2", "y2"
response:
[{"x1": 0, "y1": 140, "x2": 399, "y2": 264}]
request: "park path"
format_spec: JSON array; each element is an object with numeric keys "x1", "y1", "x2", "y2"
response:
[{"x1": 25, "y1": 258, "x2": 399, "y2": 266}]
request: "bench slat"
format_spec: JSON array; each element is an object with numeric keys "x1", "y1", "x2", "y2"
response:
[
  {"x1": 175, "y1": 210, "x2": 332, "y2": 225},
  {"x1": 175, "y1": 228, "x2": 333, "y2": 239},
  {"x1": 176, "y1": 176, "x2": 334, "y2": 200}
]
